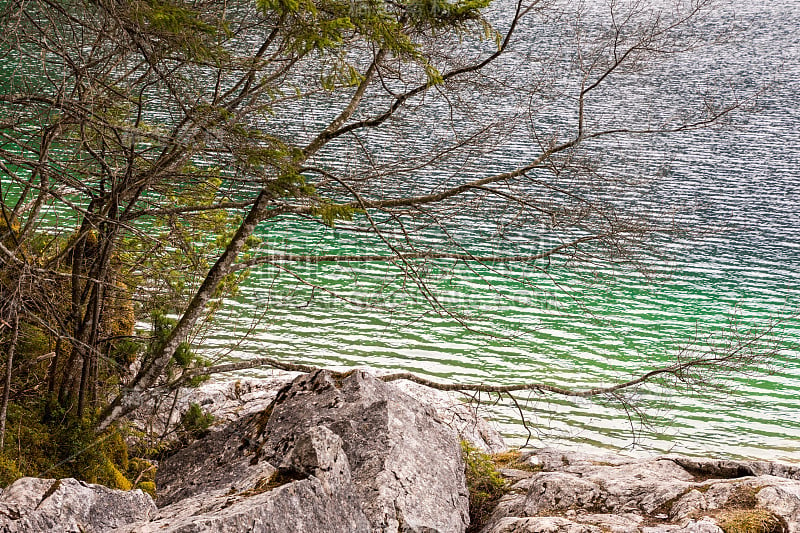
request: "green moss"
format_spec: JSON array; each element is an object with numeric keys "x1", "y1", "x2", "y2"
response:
[
  {"x1": 0, "y1": 454, "x2": 22, "y2": 487},
  {"x1": 491, "y1": 450, "x2": 540, "y2": 473},
  {"x1": 462, "y1": 441, "x2": 509, "y2": 533},
  {"x1": 17, "y1": 324, "x2": 51, "y2": 360},
  {"x1": 0, "y1": 226, "x2": 155, "y2": 493},
  {"x1": 179, "y1": 403, "x2": 214, "y2": 440},
  {"x1": 136, "y1": 481, "x2": 157, "y2": 499},
  {"x1": 111, "y1": 338, "x2": 142, "y2": 366},
  {"x1": 0, "y1": 402, "x2": 145, "y2": 493},
  {"x1": 89, "y1": 458, "x2": 132, "y2": 491},
  {"x1": 128, "y1": 457, "x2": 156, "y2": 483}
]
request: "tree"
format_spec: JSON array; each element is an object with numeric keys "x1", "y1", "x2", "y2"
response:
[{"x1": 0, "y1": 0, "x2": 788, "y2": 446}]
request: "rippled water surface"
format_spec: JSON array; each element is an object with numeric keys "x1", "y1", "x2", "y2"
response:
[
  {"x1": 195, "y1": 0, "x2": 800, "y2": 460},
  {"x1": 187, "y1": 0, "x2": 800, "y2": 460}
]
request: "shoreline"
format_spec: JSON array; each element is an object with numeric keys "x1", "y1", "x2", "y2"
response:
[{"x1": 2, "y1": 370, "x2": 799, "y2": 532}]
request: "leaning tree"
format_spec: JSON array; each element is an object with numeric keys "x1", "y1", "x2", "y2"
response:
[{"x1": 0, "y1": 0, "x2": 785, "y2": 443}]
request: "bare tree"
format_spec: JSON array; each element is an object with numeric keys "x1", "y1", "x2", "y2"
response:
[{"x1": 0, "y1": 0, "x2": 784, "y2": 439}]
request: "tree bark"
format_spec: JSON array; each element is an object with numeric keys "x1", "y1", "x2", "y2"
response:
[
  {"x1": 0, "y1": 308, "x2": 20, "y2": 449},
  {"x1": 96, "y1": 189, "x2": 275, "y2": 432}
]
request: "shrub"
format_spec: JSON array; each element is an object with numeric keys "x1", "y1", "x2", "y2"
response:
[
  {"x1": 0, "y1": 454, "x2": 22, "y2": 488},
  {"x1": 179, "y1": 403, "x2": 214, "y2": 440},
  {"x1": 461, "y1": 441, "x2": 508, "y2": 533},
  {"x1": 136, "y1": 481, "x2": 157, "y2": 499}
]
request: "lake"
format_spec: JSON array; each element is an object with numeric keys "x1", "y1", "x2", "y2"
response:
[
  {"x1": 5, "y1": 0, "x2": 797, "y2": 460},
  {"x1": 194, "y1": 0, "x2": 800, "y2": 461}
]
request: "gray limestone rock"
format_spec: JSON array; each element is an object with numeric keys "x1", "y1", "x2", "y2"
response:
[
  {"x1": 393, "y1": 380, "x2": 507, "y2": 454},
  {"x1": 481, "y1": 449, "x2": 800, "y2": 533},
  {"x1": 114, "y1": 476, "x2": 371, "y2": 533},
  {"x1": 524, "y1": 448, "x2": 637, "y2": 473},
  {"x1": 669, "y1": 457, "x2": 757, "y2": 480},
  {"x1": 512, "y1": 458, "x2": 693, "y2": 517},
  {"x1": 757, "y1": 480, "x2": 800, "y2": 532},
  {"x1": 144, "y1": 369, "x2": 469, "y2": 533},
  {"x1": 153, "y1": 410, "x2": 278, "y2": 506},
  {"x1": 641, "y1": 518, "x2": 724, "y2": 533},
  {"x1": 481, "y1": 516, "x2": 602, "y2": 533},
  {"x1": 519, "y1": 472, "x2": 603, "y2": 515},
  {"x1": 128, "y1": 373, "x2": 299, "y2": 444},
  {"x1": 251, "y1": 369, "x2": 470, "y2": 533},
  {"x1": 669, "y1": 489, "x2": 708, "y2": 521},
  {"x1": 10, "y1": 375, "x2": 800, "y2": 533},
  {"x1": 671, "y1": 456, "x2": 800, "y2": 482},
  {"x1": 0, "y1": 477, "x2": 156, "y2": 533},
  {"x1": 576, "y1": 513, "x2": 644, "y2": 532},
  {"x1": 130, "y1": 372, "x2": 504, "y2": 456},
  {"x1": 586, "y1": 460, "x2": 694, "y2": 515}
]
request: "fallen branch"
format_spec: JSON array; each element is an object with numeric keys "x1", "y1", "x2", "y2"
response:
[{"x1": 186, "y1": 318, "x2": 782, "y2": 400}]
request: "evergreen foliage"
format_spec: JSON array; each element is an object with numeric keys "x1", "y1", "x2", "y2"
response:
[{"x1": 461, "y1": 441, "x2": 508, "y2": 532}]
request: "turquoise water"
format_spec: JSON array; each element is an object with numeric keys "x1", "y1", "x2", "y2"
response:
[
  {"x1": 3, "y1": 0, "x2": 798, "y2": 460},
  {"x1": 199, "y1": 0, "x2": 800, "y2": 461}
]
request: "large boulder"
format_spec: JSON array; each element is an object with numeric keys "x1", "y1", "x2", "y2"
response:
[
  {"x1": 393, "y1": 380, "x2": 507, "y2": 454},
  {"x1": 124, "y1": 369, "x2": 471, "y2": 533},
  {"x1": 0, "y1": 477, "x2": 156, "y2": 532},
  {"x1": 129, "y1": 371, "x2": 505, "y2": 454}
]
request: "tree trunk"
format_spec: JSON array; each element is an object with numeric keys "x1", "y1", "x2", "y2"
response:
[
  {"x1": 0, "y1": 308, "x2": 20, "y2": 449},
  {"x1": 96, "y1": 189, "x2": 274, "y2": 432}
]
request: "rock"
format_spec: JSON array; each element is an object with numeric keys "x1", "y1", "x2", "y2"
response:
[
  {"x1": 577, "y1": 513, "x2": 644, "y2": 532},
  {"x1": 670, "y1": 489, "x2": 708, "y2": 521},
  {"x1": 481, "y1": 516, "x2": 602, "y2": 533},
  {"x1": 524, "y1": 448, "x2": 636, "y2": 473},
  {"x1": 0, "y1": 477, "x2": 156, "y2": 532},
  {"x1": 507, "y1": 458, "x2": 693, "y2": 517},
  {"x1": 9, "y1": 373, "x2": 800, "y2": 533},
  {"x1": 114, "y1": 476, "x2": 371, "y2": 533},
  {"x1": 127, "y1": 422, "x2": 371, "y2": 532},
  {"x1": 499, "y1": 468, "x2": 536, "y2": 483},
  {"x1": 481, "y1": 448, "x2": 800, "y2": 533},
  {"x1": 675, "y1": 518, "x2": 725, "y2": 532},
  {"x1": 250, "y1": 370, "x2": 470, "y2": 532},
  {"x1": 670, "y1": 457, "x2": 757, "y2": 480},
  {"x1": 517, "y1": 472, "x2": 602, "y2": 515},
  {"x1": 127, "y1": 370, "x2": 469, "y2": 533},
  {"x1": 393, "y1": 380, "x2": 507, "y2": 454},
  {"x1": 750, "y1": 462, "x2": 800, "y2": 481},
  {"x1": 671, "y1": 456, "x2": 800, "y2": 482},
  {"x1": 152, "y1": 410, "x2": 278, "y2": 506},
  {"x1": 129, "y1": 371, "x2": 505, "y2": 455},
  {"x1": 128, "y1": 373, "x2": 299, "y2": 443},
  {"x1": 641, "y1": 518, "x2": 724, "y2": 532},
  {"x1": 757, "y1": 480, "x2": 800, "y2": 531}
]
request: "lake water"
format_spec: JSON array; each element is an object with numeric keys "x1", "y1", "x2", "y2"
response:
[
  {"x1": 198, "y1": 0, "x2": 800, "y2": 461},
  {"x1": 7, "y1": 0, "x2": 797, "y2": 460}
]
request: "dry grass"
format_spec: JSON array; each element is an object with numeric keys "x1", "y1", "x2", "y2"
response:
[
  {"x1": 491, "y1": 450, "x2": 540, "y2": 473},
  {"x1": 717, "y1": 509, "x2": 783, "y2": 533}
]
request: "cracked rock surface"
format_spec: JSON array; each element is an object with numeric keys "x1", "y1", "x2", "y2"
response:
[
  {"x1": 130, "y1": 370, "x2": 504, "y2": 454},
  {"x1": 481, "y1": 448, "x2": 800, "y2": 533},
  {"x1": 1, "y1": 371, "x2": 499, "y2": 533},
  {"x1": 0, "y1": 477, "x2": 156, "y2": 532},
  {"x1": 125, "y1": 369, "x2": 470, "y2": 533},
  {"x1": 5, "y1": 372, "x2": 800, "y2": 533}
]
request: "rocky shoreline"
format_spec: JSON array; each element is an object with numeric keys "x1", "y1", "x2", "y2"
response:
[{"x1": 0, "y1": 371, "x2": 798, "y2": 532}]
